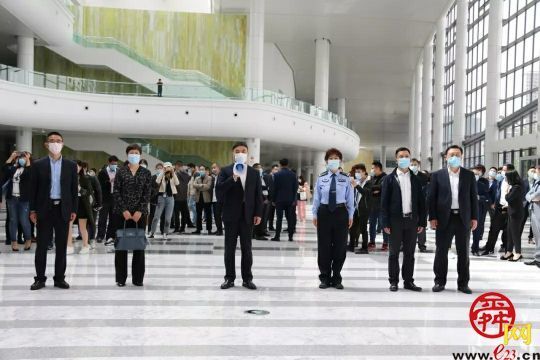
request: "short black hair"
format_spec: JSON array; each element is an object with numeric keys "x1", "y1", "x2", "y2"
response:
[
  {"x1": 108, "y1": 155, "x2": 119, "y2": 163},
  {"x1": 198, "y1": 164, "x2": 207, "y2": 170},
  {"x1": 504, "y1": 163, "x2": 515, "y2": 171},
  {"x1": 232, "y1": 141, "x2": 248, "y2": 150},
  {"x1": 324, "y1": 148, "x2": 343, "y2": 161},
  {"x1": 350, "y1": 163, "x2": 366, "y2": 176},
  {"x1": 372, "y1": 160, "x2": 383, "y2": 170},
  {"x1": 474, "y1": 164, "x2": 486, "y2": 174},
  {"x1": 411, "y1": 158, "x2": 420, "y2": 164},
  {"x1": 445, "y1": 144, "x2": 464, "y2": 155},
  {"x1": 253, "y1": 163, "x2": 261, "y2": 168},
  {"x1": 139, "y1": 159, "x2": 148, "y2": 166},
  {"x1": 46, "y1": 131, "x2": 63, "y2": 140},
  {"x1": 489, "y1": 166, "x2": 497, "y2": 172},
  {"x1": 175, "y1": 160, "x2": 183, "y2": 165},
  {"x1": 187, "y1": 163, "x2": 196, "y2": 168},
  {"x1": 279, "y1": 158, "x2": 289, "y2": 166},
  {"x1": 271, "y1": 164, "x2": 279, "y2": 169},
  {"x1": 505, "y1": 170, "x2": 521, "y2": 186},
  {"x1": 155, "y1": 163, "x2": 164, "y2": 168},
  {"x1": 125, "y1": 143, "x2": 142, "y2": 155},
  {"x1": 395, "y1": 147, "x2": 411, "y2": 156}
]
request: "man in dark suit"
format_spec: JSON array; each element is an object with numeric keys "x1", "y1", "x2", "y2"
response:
[
  {"x1": 265, "y1": 164, "x2": 279, "y2": 231},
  {"x1": 29, "y1": 132, "x2": 78, "y2": 291},
  {"x1": 216, "y1": 142, "x2": 263, "y2": 290},
  {"x1": 471, "y1": 165, "x2": 490, "y2": 256},
  {"x1": 271, "y1": 158, "x2": 298, "y2": 242},
  {"x1": 429, "y1": 145, "x2": 478, "y2": 294},
  {"x1": 381, "y1": 147, "x2": 426, "y2": 292}
]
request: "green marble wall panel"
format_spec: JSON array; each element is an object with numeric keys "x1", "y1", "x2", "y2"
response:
[{"x1": 148, "y1": 139, "x2": 234, "y2": 167}]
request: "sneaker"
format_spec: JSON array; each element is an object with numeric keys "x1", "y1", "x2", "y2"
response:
[
  {"x1": 89, "y1": 240, "x2": 96, "y2": 250},
  {"x1": 163, "y1": 233, "x2": 168, "y2": 240},
  {"x1": 79, "y1": 246, "x2": 90, "y2": 255},
  {"x1": 104, "y1": 238, "x2": 115, "y2": 246},
  {"x1": 66, "y1": 246, "x2": 75, "y2": 255}
]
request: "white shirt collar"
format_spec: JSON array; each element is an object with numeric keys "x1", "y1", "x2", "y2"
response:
[
  {"x1": 448, "y1": 167, "x2": 460, "y2": 177},
  {"x1": 397, "y1": 168, "x2": 410, "y2": 176}
]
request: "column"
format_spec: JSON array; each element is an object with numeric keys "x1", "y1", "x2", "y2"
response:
[
  {"x1": 484, "y1": 0, "x2": 503, "y2": 166},
  {"x1": 432, "y1": 16, "x2": 445, "y2": 170},
  {"x1": 314, "y1": 38, "x2": 331, "y2": 110},
  {"x1": 296, "y1": 153, "x2": 302, "y2": 176},
  {"x1": 17, "y1": 36, "x2": 34, "y2": 153},
  {"x1": 246, "y1": 138, "x2": 260, "y2": 165},
  {"x1": 313, "y1": 151, "x2": 326, "y2": 178},
  {"x1": 380, "y1": 145, "x2": 387, "y2": 170},
  {"x1": 452, "y1": 0, "x2": 467, "y2": 145},
  {"x1": 421, "y1": 38, "x2": 433, "y2": 166},
  {"x1": 305, "y1": 166, "x2": 314, "y2": 187},
  {"x1": 245, "y1": 0, "x2": 265, "y2": 94},
  {"x1": 414, "y1": 59, "x2": 423, "y2": 156},
  {"x1": 408, "y1": 78, "x2": 416, "y2": 150},
  {"x1": 337, "y1": 98, "x2": 346, "y2": 118}
]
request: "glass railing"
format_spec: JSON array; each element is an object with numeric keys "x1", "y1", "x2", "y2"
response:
[{"x1": 0, "y1": 64, "x2": 350, "y2": 129}]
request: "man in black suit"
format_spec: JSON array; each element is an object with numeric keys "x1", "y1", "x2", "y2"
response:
[
  {"x1": 471, "y1": 164, "x2": 490, "y2": 256},
  {"x1": 265, "y1": 164, "x2": 279, "y2": 231},
  {"x1": 271, "y1": 158, "x2": 298, "y2": 242},
  {"x1": 216, "y1": 142, "x2": 263, "y2": 290},
  {"x1": 381, "y1": 147, "x2": 426, "y2": 292},
  {"x1": 29, "y1": 132, "x2": 78, "y2": 291},
  {"x1": 429, "y1": 145, "x2": 478, "y2": 294}
]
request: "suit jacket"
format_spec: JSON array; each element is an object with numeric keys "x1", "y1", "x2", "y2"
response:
[
  {"x1": 273, "y1": 168, "x2": 298, "y2": 204},
  {"x1": 505, "y1": 184, "x2": 524, "y2": 218},
  {"x1": 488, "y1": 179, "x2": 498, "y2": 206},
  {"x1": 30, "y1": 156, "x2": 78, "y2": 222},
  {"x1": 192, "y1": 174, "x2": 213, "y2": 203},
  {"x1": 175, "y1": 170, "x2": 191, "y2": 201},
  {"x1": 97, "y1": 167, "x2": 115, "y2": 204},
  {"x1": 428, "y1": 167, "x2": 478, "y2": 229},
  {"x1": 477, "y1": 177, "x2": 490, "y2": 207},
  {"x1": 354, "y1": 180, "x2": 371, "y2": 215},
  {"x1": 367, "y1": 172, "x2": 386, "y2": 210},
  {"x1": 216, "y1": 164, "x2": 263, "y2": 223},
  {"x1": 380, "y1": 169, "x2": 426, "y2": 228},
  {"x1": 264, "y1": 174, "x2": 275, "y2": 202}
]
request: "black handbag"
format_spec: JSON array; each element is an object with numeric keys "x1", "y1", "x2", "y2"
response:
[{"x1": 115, "y1": 221, "x2": 148, "y2": 251}]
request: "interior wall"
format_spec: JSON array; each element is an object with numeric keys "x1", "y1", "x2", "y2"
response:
[{"x1": 263, "y1": 43, "x2": 295, "y2": 98}]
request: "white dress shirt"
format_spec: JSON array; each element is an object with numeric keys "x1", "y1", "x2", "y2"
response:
[
  {"x1": 239, "y1": 168, "x2": 247, "y2": 190},
  {"x1": 500, "y1": 179, "x2": 509, "y2": 207},
  {"x1": 448, "y1": 168, "x2": 460, "y2": 210},
  {"x1": 396, "y1": 169, "x2": 412, "y2": 214}
]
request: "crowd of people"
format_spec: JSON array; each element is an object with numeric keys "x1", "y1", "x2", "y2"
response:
[{"x1": 1, "y1": 132, "x2": 539, "y2": 293}]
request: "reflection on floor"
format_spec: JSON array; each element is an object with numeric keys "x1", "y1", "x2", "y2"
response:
[{"x1": 0, "y1": 210, "x2": 539, "y2": 359}]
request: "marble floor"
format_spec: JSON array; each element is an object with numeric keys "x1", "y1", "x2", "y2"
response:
[{"x1": 0, "y1": 208, "x2": 539, "y2": 359}]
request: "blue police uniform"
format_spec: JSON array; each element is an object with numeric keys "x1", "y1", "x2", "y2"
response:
[{"x1": 312, "y1": 170, "x2": 355, "y2": 287}]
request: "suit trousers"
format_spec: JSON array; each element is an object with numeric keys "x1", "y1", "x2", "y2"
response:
[
  {"x1": 388, "y1": 217, "x2": 417, "y2": 285},
  {"x1": 97, "y1": 202, "x2": 115, "y2": 240},
  {"x1": 224, "y1": 216, "x2": 253, "y2": 282},
  {"x1": 472, "y1": 202, "x2": 488, "y2": 251},
  {"x1": 35, "y1": 202, "x2": 69, "y2": 282},
  {"x1": 317, "y1": 206, "x2": 349, "y2": 284},
  {"x1": 349, "y1": 209, "x2": 368, "y2": 249},
  {"x1": 114, "y1": 215, "x2": 145, "y2": 284},
  {"x1": 434, "y1": 214, "x2": 470, "y2": 287},
  {"x1": 267, "y1": 203, "x2": 276, "y2": 229},
  {"x1": 506, "y1": 214, "x2": 524, "y2": 253},
  {"x1": 254, "y1": 201, "x2": 268, "y2": 236},
  {"x1": 212, "y1": 202, "x2": 223, "y2": 232},
  {"x1": 196, "y1": 201, "x2": 212, "y2": 232},
  {"x1": 485, "y1": 208, "x2": 508, "y2": 252},
  {"x1": 275, "y1": 202, "x2": 296, "y2": 239}
]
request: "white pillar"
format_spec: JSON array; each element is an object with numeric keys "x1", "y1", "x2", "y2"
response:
[
  {"x1": 246, "y1": 138, "x2": 260, "y2": 165},
  {"x1": 381, "y1": 145, "x2": 387, "y2": 170},
  {"x1": 408, "y1": 78, "x2": 416, "y2": 150},
  {"x1": 452, "y1": 0, "x2": 467, "y2": 145},
  {"x1": 313, "y1": 151, "x2": 326, "y2": 178},
  {"x1": 484, "y1": 0, "x2": 503, "y2": 166},
  {"x1": 314, "y1": 38, "x2": 331, "y2": 110},
  {"x1": 414, "y1": 59, "x2": 423, "y2": 156},
  {"x1": 305, "y1": 166, "x2": 314, "y2": 186},
  {"x1": 421, "y1": 38, "x2": 433, "y2": 167},
  {"x1": 296, "y1": 153, "x2": 302, "y2": 176},
  {"x1": 16, "y1": 36, "x2": 34, "y2": 153},
  {"x1": 337, "y1": 98, "x2": 346, "y2": 118},
  {"x1": 432, "y1": 17, "x2": 445, "y2": 170},
  {"x1": 16, "y1": 127, "x2": 32, "y2": 153},
  {"x1": 245, "y1": 0, "x2": 264, "y2": 93}
]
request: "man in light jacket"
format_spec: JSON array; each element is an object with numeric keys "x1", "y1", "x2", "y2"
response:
[{"x1": 191, "y1": 165, "x2": 213, "y2": 235}]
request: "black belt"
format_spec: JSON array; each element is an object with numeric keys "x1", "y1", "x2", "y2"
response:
[
  {"x1": 451, "y1": 209, "x2": 460, "y2": 215},
  {"x1": 321, "y1": 203, "x2": 346, "y2": 209},
  {"x1": 403, "y1": 213, "x2": 412, "y2": 218}
]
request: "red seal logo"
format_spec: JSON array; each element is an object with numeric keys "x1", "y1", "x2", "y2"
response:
[{"x1": 469, "y1": 292, "x2": 516, "y2": 338}]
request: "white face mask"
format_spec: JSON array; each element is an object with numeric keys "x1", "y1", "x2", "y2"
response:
[
  {"x1": 48, "y1": 142, "x2": 63, "y2": 155},
  {"x1": 234, "y1": 153, "x2": 248, "y2": 164}
]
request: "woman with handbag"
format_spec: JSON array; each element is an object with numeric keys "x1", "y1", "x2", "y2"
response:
[
  {"x1": 296, "y1": 175, "x2": 310, "y2": 222},
  {"x1": 149, "y1": 162, "x2": 179, "y2": 240},
  {"x1": 113, "y1": 144, "x2": 152, "y2": 287},
  {"x1": 67, "y1": 160, "x2": 95, "y2": 254}
]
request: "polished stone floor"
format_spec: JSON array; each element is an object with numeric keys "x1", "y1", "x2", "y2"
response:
[{"x1": 0, "y1": 208, "x2": 539, "y2": 359}]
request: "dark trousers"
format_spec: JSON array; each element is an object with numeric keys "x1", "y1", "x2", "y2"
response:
[
  {"x1": 114, "y1": 215, "x2": 145, "y2": 284},
  {"x1": 369, "y1": 208, "x2": 388, "y2": 244},
  {"x1": 254, "y1": 201, "x2": 268, "y2": 236},
  {"x1": 349, "y1": 209, "x2": 368, "y2": 249},
  {"x1": 174, "y1": 200, "x2": 192, "y2": 231},
  {"x1": 388, "y1": 217, "x2": 417, "y2": 285},
  {"x1": 520, "y1": 206, "x2": 529, "y2": 236},
  {"x1": 34, "y1": 203, "x2": 69, "y2": 282},
  {"x1": 275, "y1": 201, "x2": 296, "y2": 240},
  {"x1": 212, "y1": 202, "x2": 223, "y2": 232},
  {"x1": 433, "y1": 214, "x2": 470, "y2": 287},
  {"x1": 97, "y1": 202, "x2": 115, "y2": 239},
  {"x1": 267, "y1": 203, "x2": 276, "y2": 229},
  {"x1": 472, "y1": 202, "x2": 488, "y2": 251},
  {"x1": 224, "y1": 218, "x2": 253, "y2": 282},
  {"x1": 507, "y1": 214, "x2": 524, "y2": 253},
  {"x1": 485, "y1": 208, "x2": 508, "y2": 252},
  {"x1": 317, "y1": 206, "x2": 348, "y2": 284},
  {"x1": 196, "y1": 201, "x2": 212, "y2": 232}
]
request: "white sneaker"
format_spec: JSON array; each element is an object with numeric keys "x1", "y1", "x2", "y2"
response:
[
  {"x1": 89, "y1": 240, "x2": 96, "y2": 250},
  {"x1": 163, "y1": 233, "x2": 168, "y2": 240},
  {"x1": 104, "y1": 238, "x2": 115, "y2": 246},
  {"x1": 79, "y1": 246, "x2": 90, "y2": 254},
  {"x1": 66, "y1": 246, "x2": 75, "y2": 255}
]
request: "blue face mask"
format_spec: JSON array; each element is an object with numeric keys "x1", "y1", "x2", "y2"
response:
[
  {"x1": 109, "y1": 164, "x2": 117, "y2": 172},
  {"x1": 409, "y1": 165, "x2": 418, "y2": 174},
  {"x1": 127, "y1": 154, "x2": 141, "y2": 165},
  {"x1": 326, "y1": 159, "x2": 340, "y2": 172},
  {"x1": 397, "y1": 157, "x2": 411, "y2": 169},
  {"x1": 354, "y1": 173, "x2": 362, "y2": 180},
  {"x1": 447, "y1": 156, "x2": 461, "y2": 168},
  {"x1": 495, "y1": 173, "x2": 504, "y2": 182},
  {"x1": 18, "y1": 158, "x2": 26, "y2": 167},
  {"x1": 199, "y1": 171, "x2": 206, "y2": 177}
]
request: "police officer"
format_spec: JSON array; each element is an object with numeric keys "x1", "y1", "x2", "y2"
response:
[{"x1": 312, "y1": 148, "x2": 355, "y2": 290}]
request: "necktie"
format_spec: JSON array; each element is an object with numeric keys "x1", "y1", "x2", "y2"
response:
[{"x1": 329, "y1": 174, "x2": 337, "y2": 212}]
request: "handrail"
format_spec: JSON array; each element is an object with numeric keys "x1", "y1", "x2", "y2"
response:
[{"x1": 0, "y1": 63, "x2": 350, "y2": 129}]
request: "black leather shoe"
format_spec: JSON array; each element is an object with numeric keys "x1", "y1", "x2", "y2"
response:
[
  {"x1": 133, "y1": 282, "x2": 144, "y2": 287},
  {"x1": 117, "y1": 282, "x2": 126, "y2": 287},
  {"x1": 214, "y1": 231, "x2": 223, "y2": 236},
  {"x1": 263, "y1": 232, "x2": 271, "y2": 237},
  {"x1": 269, "y1": 227, "x2": 275, "y2": 231},
  {"x1": 30, "y1": 280, "x2": 46, "y2": 291},
  {"x1": 471, "y1": 251, "x2": 480, "y2": 256},
  {"x1": 389, "y1": 284, "x2": 398, "y2": 292},
  {"x1": 242, "y1": 281, "x2": 257, "y2": 290},
  {"x1": 525, "y1": 260, "x2": 540, "y2": 266},
  {"x1": 270, "y1": 237, "x2": 280, "y2": 242},
  {"x1": 419, "y1": 247, "x2": 427, "y2": 253},
  {"x1": 255, "y1": 236, "x2": 268, "y2": 241},
  {"x1": 432, "y1": 284, "x2": 445, "y2": 292},
  {"x1": 480, "y1": 250, "x2": 493, "y2": 256},
  {"x1": 319, "y1": 281, "x2": 330, "y2": 289},
  {"x1": 54, "y1": 280, "x2": 70, "y2": 289},
  {"x1": 404, "y1": 283, "x2": 422, "y2": 292},
  {"x1": 333, "y1": 283, "x2": 344, "y2": 290},
  {"x1": 458, "y1": 286, "x2": 472, "y2": 294},
  {"x1": 498, "y1": 246, "x2": 506, "y2": 253},
  {"x1": 220, "y1": 280, "x2": 235, "y2": 289},
  {"x1": 191, "y1": 231, "x2": 201, "y2": 235},
  {"x1": 288, "y1": 237, "x2": 294, "y2": 242},
  {"x1": 500, "y1": 253, "x2": 513, "y2": 260}
]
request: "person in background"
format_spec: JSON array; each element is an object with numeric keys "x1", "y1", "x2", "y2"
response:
[
  {"x1": 348, "y1": 164, "x2": 371, "y2": 254},
  {"x1": 148, "y1": 163, "x2": 164, "y2": 234},
  {"x1": 174, "y1": 162, "x2": 193, "y2": 233},
  {"x1": 192, "y1": 165, "x2": 213, "y2": 235},
  {"x1": 525, "y1": 165, "x2": 540, "y2": 267},
  {"x1": 82, "y1": 161, "x2": 101, "y2": 243},
  {"x1": 113, "y1": 144, "x2": 152, "y2": 287},
  {"x1": 297, "y1": 175, "x2": 310, "y2": 222},
  {"x1": 210, "y1": 163, "x2": 223, "y2": 236},
  {"x1": 149, "y1": 162, "x2": 178, "y2": 240},
  {"x1": 409, "y1": 158, "x2": 429, "y2": 252},
  {"x1": 523, "y1": 166, "x2": 536, "y2": 244},
  {"x1": 67, "y1": 160, "x2": 95, "y2": 255},
  {"x1": 30, "y1": 131, "x2": 78, "y2": 291},
  {"x1": 97, "y1": 155, "x2": 119, "y2": 245},
  {"x1": 266, "y1": 164, "x2": 279, "y2": 231},
  {"x1": 486, "y1": 167, "x2": 499, "y2": 218},
  {"x1": 367, "y1": 160, "x2": 388, "y2": 250},
  {"x1": 252, "y1": 163, "x2": 269, "y2": 240},
  {"x1": 2, "y1": 151, "x2": 32, "y2": 251},
  {"x1": 156, "y1": 78, "x2": 163, "y2": 97},
  {"x1": 471, "y1": 164, "x2": 490, "y2": 256},
  {"x1": 500, "y1": 170, "x2": 524, "y2": 262},
  {"x1": 271, "y1": 158, "x2": 298, "y2": 242},
  {"x1": 187, "y1": 163, "x2": 198, "y2": 226}
]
